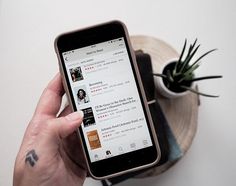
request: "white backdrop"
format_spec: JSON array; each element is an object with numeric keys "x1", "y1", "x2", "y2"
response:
[{"x1": 0, "y1": 0, "x2": 236, "y2": 185}]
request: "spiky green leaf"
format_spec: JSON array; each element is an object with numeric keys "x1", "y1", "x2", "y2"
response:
[
  {"x1": 186, "y1": 48, "x2": 217, "y2": 72},
  {"x1": 189, "y1": 75, "x2": 222, "y2": 82},
  {"x1": 181, "y1": 85, "x2": 220, "y2": 97},
  {"x1": 175, "y1": 39, "x2": 187, "y2": 72},
  {"x1": 153, "y1": 73, "x2": 168, "y2": 79},
  {"x1": 167, "y1": 70, "x2": 174, "y2": 82},
  {"x1": 180, "y1": 44, "x2": 200, "y2": 73}
]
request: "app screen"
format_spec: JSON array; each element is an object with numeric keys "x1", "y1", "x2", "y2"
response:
[{"x1": 63, "y1": 38, "x2": 152, "y2": 162}]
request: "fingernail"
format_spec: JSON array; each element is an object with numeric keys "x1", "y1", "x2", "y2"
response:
[{"x1": 66, "y1": 111, "x2": 84, "y2": 121}]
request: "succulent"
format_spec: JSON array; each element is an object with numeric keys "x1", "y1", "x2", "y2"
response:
[{"x1": 153, "y1": 39, "x2": 222, "y2": 97}]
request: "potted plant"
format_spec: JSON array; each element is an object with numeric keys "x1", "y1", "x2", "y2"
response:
[{"x1": 153, "y1": 39, "x2": 222, "y2": 98}]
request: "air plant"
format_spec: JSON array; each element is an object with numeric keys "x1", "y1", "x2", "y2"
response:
[{"x1": 153, "y1": 39, "x2": 222, "y2": 97}]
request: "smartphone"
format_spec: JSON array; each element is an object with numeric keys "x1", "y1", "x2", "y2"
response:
[{"x1": 54, "y1": 20, "x2": 161, "y2": 179}]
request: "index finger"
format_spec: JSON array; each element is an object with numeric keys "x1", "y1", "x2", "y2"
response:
[{"x1": 34, "y1": 73, "x2": 65, "y2": 117}]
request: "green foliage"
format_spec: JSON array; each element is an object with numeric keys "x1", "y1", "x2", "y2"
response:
[{"x1": 153, "y1": 39, "x2": 222, "y2": 97}]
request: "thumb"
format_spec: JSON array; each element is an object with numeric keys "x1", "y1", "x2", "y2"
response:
[{"x1": 48, "y1": 111, "x2": 84, "y2": 139}]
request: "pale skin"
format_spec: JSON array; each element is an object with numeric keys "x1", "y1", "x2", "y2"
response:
[{"x1": 13, "y1": 74, "x2": 87, "y2": 186}]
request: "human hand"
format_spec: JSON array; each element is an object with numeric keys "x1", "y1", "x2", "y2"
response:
[{"x1": 13, "y1": 74, "x2": 87, "y2": 186}]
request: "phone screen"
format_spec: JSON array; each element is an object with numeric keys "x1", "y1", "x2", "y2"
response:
[{"x1": 62, "y1": 37, "x2": 153, "y2": 163}]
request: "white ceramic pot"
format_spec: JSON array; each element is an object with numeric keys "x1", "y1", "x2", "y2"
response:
[{"x1": 154, "y1": 58, "x2": 193, "y2": 99}]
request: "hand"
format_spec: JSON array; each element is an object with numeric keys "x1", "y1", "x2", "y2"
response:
[{"x1": 13, "y1": 74, "x2": 87, "y2": 186}]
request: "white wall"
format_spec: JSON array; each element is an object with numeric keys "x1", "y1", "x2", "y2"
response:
[{"x1": 0, "y1": 0, "x2": 235, "y2": 185}]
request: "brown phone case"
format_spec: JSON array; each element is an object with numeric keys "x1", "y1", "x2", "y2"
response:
[{"x1": 54, "y1": 20, "x2": 161, "y2": 179}]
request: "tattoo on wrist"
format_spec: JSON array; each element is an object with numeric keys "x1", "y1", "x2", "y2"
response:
[{"x1": 25, "y1": 149, "x2": 38, "y2": 167}]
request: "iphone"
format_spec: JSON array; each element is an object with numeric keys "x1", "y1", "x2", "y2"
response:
[{"x1": 54, "y1": 20, "x2": 161, "y2": 179}]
